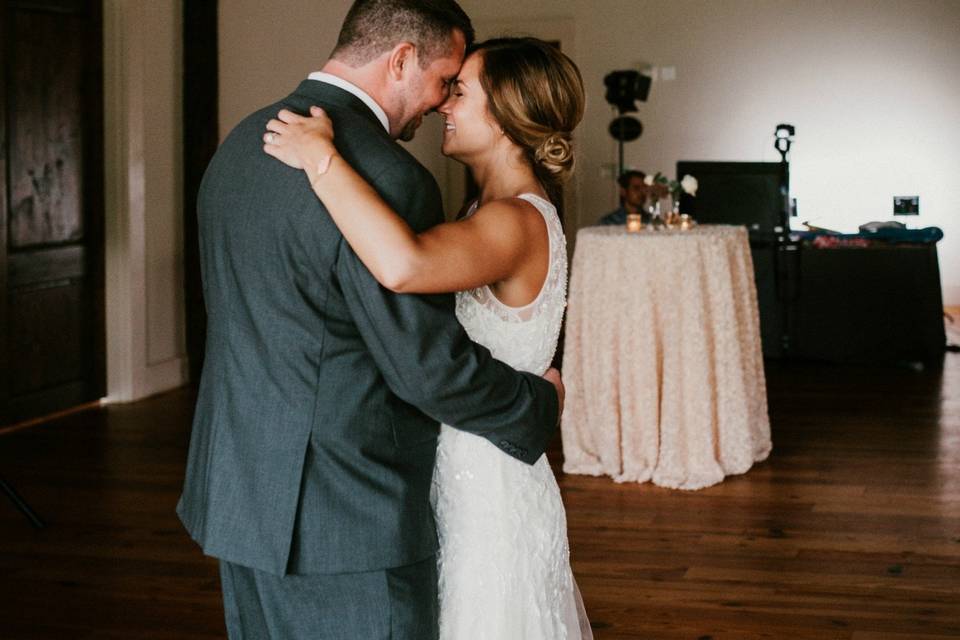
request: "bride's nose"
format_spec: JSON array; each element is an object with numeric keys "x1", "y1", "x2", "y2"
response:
[{"x1": 437, "y1": 97, "x2": 453, "y2": 116}]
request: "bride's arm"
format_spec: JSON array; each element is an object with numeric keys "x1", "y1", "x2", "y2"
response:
[{"x1": 264, "y1": 107, "x2": 537, "y2": 294}]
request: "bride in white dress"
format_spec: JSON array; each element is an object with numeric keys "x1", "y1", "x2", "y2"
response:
[{"x1": 264, "y1": 37, "x2": 591, "y2": 640}]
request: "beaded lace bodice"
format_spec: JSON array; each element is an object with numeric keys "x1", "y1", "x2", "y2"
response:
[{"x1": 454, "y1": 193, "x2": 567, "y2": 375}]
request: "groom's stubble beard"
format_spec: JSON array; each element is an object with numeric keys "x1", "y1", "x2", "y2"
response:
[{"x1": 398, "y1": 113, "x2": 422, "y2": 142}]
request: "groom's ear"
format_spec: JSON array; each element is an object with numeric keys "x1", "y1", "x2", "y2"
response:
[{"x1": 387, "y1": 42, "x2": 417, "y2": 81}]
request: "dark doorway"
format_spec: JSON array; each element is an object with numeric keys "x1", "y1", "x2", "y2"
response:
[
  {"x1": 183, "y1": 0, "x2": 218, "y2": 383},
  {"x1": 0, "y1": 0, "x2": 105, "y2": 425}
]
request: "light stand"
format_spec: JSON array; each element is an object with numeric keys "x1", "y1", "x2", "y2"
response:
[
  {"x1": 604, "y1": 70, "x2": 651, "y2": 177},
  {"x1": 609, "y1": 115, "x2": 642, "y2": 177},
  {"x1": 773, "y1": 123, "x2": 797, "y2": 357},
  {"x1": 774, "y1": 123, "x2": 795, "y2": 231}
]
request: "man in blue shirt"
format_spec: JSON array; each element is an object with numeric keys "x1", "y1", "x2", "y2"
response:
[{"x1": 598, "y1": 170, "x2": 647, "y2": 225}]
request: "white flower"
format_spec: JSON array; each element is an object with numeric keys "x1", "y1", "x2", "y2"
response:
[
  {"x1": 680, "y1": 174, "x2": 698, "y2": 196},
  {"x1": 643, "y1": 175, "x2": 655, "y2": 186}
]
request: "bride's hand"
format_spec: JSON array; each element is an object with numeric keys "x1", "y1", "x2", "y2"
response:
[
  {"x1": 543, "y1": 367, "x2": 565, "y2": 425},
  {"x1": 263, "y1": 106, "x2": 336, "y2": 171}
]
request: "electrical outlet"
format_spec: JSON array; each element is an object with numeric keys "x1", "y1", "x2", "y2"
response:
[{"x1": 893, "y1": 196, "x2": 919, "y2": 215}]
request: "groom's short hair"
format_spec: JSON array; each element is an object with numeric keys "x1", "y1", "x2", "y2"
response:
[{"x1": 333, "y1": 0, "x2": 474, "y2": 68}]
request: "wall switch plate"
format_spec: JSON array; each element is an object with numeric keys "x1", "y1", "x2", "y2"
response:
[{"x1": 893, "y1": 196, "x2": 919, "y2": 215}]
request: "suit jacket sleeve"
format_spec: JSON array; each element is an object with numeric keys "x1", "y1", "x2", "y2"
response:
[{"x1": 332, "y1": 162, "x2": 559, "y2": 465}]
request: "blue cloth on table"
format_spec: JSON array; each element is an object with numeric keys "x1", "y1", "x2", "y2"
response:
[{"x1": 792, "y1": 226, "x2": 943, "y2": 244}]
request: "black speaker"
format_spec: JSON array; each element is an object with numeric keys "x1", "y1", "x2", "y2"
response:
[
  {"x1": 676, "y1": 161, "x2": 784, "y2": 233},
  {"x1": 792, "y1": 244, "x2": 946, "y2": 366}
]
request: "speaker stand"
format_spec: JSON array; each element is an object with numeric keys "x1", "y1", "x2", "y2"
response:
[{"x1": 1, "y1": 476, "x2": 46, "y2": 529}]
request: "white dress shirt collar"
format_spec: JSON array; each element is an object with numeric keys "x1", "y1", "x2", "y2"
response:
[{"x1": 307, "y1": 71, "x2": 390, "y2": 133}]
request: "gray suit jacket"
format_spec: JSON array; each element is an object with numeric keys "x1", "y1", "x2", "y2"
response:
[{"x1": 177, "y1": 80, "x2": 559, "y2": 576}]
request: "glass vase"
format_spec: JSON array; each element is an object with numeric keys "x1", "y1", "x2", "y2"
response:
[
  {"x1": 667, "y1": 196, "x2": 681, "y2": 227},
  {"x1": 647, "y1": 198, "x2": 664, "y2": 230}
]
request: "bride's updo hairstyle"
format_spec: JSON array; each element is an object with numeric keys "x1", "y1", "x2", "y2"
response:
[{"x1": 472, "y1": 37, "x2": 585, "y2": 207}]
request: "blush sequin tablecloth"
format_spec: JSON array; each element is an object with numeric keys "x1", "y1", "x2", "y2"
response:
[{"x1": 560, "y1": 225, "x2": 771, "y2": 490}]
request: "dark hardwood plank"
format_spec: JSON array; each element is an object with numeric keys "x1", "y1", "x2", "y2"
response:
[{"x1": 1, "y1": 356, "x2": 959, "y2": 639}]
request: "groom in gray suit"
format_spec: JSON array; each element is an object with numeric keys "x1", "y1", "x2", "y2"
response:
[{"x1": 177, "y1": 1, "x2": 562, "y2": 638}]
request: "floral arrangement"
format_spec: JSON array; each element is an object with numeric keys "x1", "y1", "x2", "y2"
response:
[{"x1": 644, "y1": 172, "x2": 698, "y2": 199}]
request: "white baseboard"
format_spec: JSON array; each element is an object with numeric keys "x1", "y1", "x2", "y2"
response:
[{"x1": 104, "y1": 356, "x2": 188, "y2": 404}]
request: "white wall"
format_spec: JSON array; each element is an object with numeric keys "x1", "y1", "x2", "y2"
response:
[
  {"x1": 103, "y1": 0, "x2": 188, "y2": 402},
  {"x1": 219, "y1": 1, "x2": 351, "y2": 141},
  {"x1": 459, "y1": 0, "x2": 960, "y2": 303},
  {"x1": 218, "y1": 0, "x2": 960, "y2": 304}
]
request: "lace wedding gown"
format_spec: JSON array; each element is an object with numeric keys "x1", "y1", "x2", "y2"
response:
[{"x1": 431, "y1": 193, "x2": 592, "y2": 640}]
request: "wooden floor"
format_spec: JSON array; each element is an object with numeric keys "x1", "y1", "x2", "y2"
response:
[{"x1": 1, "y1": 356, "x2": 959, "y2": 639}]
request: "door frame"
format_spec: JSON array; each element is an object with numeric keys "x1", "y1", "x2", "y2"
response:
[
  {"x1": 182, "y1": 0, "x2": 218, "y2": 383},
  {"x1": 0, "y1": 3, "x2": 9, "y2": 423},
  {"x1": 103, "y1": 0, "x2": 189, "y2": 402},
  {"x1": 84, "y1": 0, "x2": 107, "y2": 406}
]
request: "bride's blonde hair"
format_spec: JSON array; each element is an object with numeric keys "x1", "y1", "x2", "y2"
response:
[{"x1": 472, "y1": 37, "x2": 585, "y2": 209}]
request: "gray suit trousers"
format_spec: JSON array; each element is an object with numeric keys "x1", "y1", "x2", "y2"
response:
[{"x1": 219, "y1": 557, "x2": 438, "y2": 640}]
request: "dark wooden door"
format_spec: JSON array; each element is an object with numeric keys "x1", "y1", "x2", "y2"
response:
[{"x1": 0, "y1": 0, "x2": 104, "y2": 425}]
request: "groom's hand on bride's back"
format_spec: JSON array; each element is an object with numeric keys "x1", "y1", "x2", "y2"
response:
[{"x1": 543, "y1": 368, "x2": 564, "y2": 426}]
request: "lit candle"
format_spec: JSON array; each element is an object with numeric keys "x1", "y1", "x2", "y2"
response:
[{"x1": 626, "y1": 213, "x2": 642, "y2": 232}]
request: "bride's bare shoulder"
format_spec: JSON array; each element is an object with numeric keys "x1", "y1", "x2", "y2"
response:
[
  {"x1": 436, "y1": 197, "x2": 547, "y2": 272},
  {"x1": 473, "y1": 194, "x2": 548, "y2": 221},
  {"x1": 471, "y1": 195, "x2": 549, "y2": 238}
]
